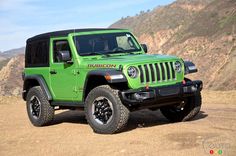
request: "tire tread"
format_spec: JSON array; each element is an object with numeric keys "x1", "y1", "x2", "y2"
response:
[
  {"x1": 26, "y1": 86, "x2": 54, "y2": 126},
  {"x1": 85, "y1": 85, "x2": 129, "y2": 134}
]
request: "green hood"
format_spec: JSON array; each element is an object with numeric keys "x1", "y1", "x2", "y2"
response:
[{"x1": 82, "y1": 54, "x2": 181, "y2": 69}]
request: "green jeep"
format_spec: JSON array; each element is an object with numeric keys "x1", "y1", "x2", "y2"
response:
[{"x1": 22, "y1": 28, "x2": 203, "y2": 134}]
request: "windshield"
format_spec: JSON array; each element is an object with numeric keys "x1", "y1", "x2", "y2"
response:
[{"x1": 74, "y1": 32, "x2": 141, "y2": 56}]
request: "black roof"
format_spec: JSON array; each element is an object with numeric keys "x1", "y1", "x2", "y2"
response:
[{"x1": 27, "y1": 28, "x2": 126, "y2": 42}]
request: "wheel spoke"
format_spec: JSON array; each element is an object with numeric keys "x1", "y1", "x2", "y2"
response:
[
  {"x1": 92, "y1": 96, "x2": 113, "y2": 125},
  {"x1": 30, "y1": 96, "x2": 41, "y2": 119}
]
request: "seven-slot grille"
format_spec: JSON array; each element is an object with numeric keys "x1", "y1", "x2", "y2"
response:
[{"x1": 138, "y1": 62, "x2": 176, "y2": 83}]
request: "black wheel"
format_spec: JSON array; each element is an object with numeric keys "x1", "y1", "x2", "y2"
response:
[
  {"x1": 26, "y1": 86, "x2": 54, "y2": 126},
  {"x1": 160, "y1": 93, "x2": 202, "y2": 122},
  {"x1": 85, "y1": 85, "x2": 130, "y2": 134}
]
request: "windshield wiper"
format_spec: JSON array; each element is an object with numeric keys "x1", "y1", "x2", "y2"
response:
[
  {"x1": 110, "y1": 47, "x2": 138, "y2": 55},
  {"x1": 110, "y1": 50, "x2": 136, "y2": 55},
  {"x1": 111, "y1": 48, "x2": 125, "y2": 54},
  {"x1": 81, "y1": 52, "x2": 110, "y2": 57}
]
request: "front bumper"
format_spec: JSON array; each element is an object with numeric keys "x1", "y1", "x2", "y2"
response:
[{"x1": 120, "y1": 80, "x2": 203, "y2": 109}]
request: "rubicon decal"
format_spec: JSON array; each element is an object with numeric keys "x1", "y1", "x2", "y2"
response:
[{"x1": 88, "y1": 64, "x2": 117, "y2": 68}]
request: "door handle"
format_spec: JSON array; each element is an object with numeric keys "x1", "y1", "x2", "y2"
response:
[{"x1": 50, "y1": 70, "x2": 57, "y2": 74}]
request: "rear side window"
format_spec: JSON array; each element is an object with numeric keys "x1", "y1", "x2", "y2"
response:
[{"x1": 25, "y1": 40, "x2": 49, "y2": 67}]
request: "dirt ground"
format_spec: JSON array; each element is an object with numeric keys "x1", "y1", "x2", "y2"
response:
[{"x1": 0, "y1": 90, "x2": 236, "y2": 156}]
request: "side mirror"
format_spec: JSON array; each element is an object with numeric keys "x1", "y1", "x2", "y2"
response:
[
  {"x1": 58, "y1": 51, "x2": 72, "y2": 63},
  {"x1": 141, "y1": 44, "x2": 148, "y2": 53}
]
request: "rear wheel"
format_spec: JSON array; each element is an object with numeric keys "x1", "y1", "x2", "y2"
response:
[
  {"x1": 160, "y1": 93, "x2": 202, "y2": 122},
  {"x1": 85, "y1": 85, "x2": 130, "y2": 134},
  {"x1": 26, "y1": 86, "x2": 54, "y2": 126}
]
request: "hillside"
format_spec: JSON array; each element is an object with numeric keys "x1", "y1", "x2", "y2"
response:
[
  {"x1": 0, "y1": 47, "x2": 25, "y2": 95},
  {"x1": 0, "y1": 47, "x2": 25, "y2": 69},
  {"x1": 0, "y1": 54, "x2": 24, "y2": 96},
  {"x1": 0, "y1": 58, "x2": 10, "y2": 70},
  {"x1": 0, "y1": 47, "x2": 25, "y2": 58},
  {"x1": 111, "y1": 0, "x2": 236, "y2": 90}
]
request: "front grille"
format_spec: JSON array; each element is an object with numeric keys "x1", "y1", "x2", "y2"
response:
[{"x1": 138, "y1": 62, "x2": 176, "y2": 83}]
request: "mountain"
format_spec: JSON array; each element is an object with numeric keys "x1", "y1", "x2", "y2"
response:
[
  {"x1": 0, "y1": 47, "x2": 25, "y2": 96},
  {"x1": 0, "y1": 54, "x2": 24, "y2": 96},
  {"x1": 0, "y1": 47, "x2": 25, "y2": 58},
  {"x1": 0, "y1": 58, "x2": 10, "y2": 70},
  {"x1": 110, "y1": 0, "x2": 236, "y2": 90},
  {"x1": 0, "y1": 47, "x2": 25, "y2": 70}
]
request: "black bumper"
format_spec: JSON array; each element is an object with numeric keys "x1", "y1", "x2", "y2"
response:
[{"x1": 120, "y1": 80, "x2": 203, "y2": 109}]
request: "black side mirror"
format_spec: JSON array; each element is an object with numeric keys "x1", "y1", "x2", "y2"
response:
[
  {"x1": 141, "y1": 44, "x2": 148, "y2": 53},
  {"x1": 58, "y1": 51, "x2": 72, "y2": 63}
]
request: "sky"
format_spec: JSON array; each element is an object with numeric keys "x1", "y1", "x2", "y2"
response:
[{"x1": 0, "y1": 0, "x2": 174, "y2": 52}]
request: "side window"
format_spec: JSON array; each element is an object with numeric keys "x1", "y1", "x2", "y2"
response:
[
  {"x1": 25, "y1": 40, "x2": 49, "y2": 67},
  {"x1": 53, "y1": 40, "x2": 71, "y2": 63}
]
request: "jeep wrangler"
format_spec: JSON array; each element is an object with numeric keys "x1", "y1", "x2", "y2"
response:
[{"x1": 22, "y1": 28, "x2": 203, "y2": 134}]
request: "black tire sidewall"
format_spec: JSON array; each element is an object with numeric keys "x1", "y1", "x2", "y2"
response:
[
  {"x1": 85, "y1": 86, "x2": 123, "y2": 133},
  {"x1": 26, "y1": 86, "x2": 54, "y2": 126}
]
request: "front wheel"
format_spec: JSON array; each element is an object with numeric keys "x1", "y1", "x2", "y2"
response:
[
  {"x1": 160, "y1": 93, "x2": 202, "y2": 122},
  {"x1": 85, "y1": 85, "x2": 130, "y2": 134}
]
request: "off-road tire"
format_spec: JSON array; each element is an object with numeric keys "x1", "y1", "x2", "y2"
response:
[
  {"x1": 160, "y1": 92, "x2": 202, "y2": 122},
  {"x1": 85, "y1": 85, "x2": 130, "y2": 134},
  {"x1": 26, "y1": 86, "x2": 54, "y2": 126}
]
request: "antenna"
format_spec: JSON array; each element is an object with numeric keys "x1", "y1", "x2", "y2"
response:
[{"x1": 73, "y1": 28, "x2": 76, "y2": 50}]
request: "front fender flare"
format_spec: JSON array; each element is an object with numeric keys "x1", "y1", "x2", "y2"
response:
[
  {"x1": 87, "y1": 69, "x2": 127, "y2": 83},
  {"x1": 82, "y1": 69, "x2": 127, "y2": 101}
]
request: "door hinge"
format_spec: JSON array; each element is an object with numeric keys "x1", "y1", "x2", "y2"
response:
[
  {"x1": 73, "y1": 87, "x2": 79, "y2": 93},
  {"x1": 73, "y1": 70, "x2": 80, "y2": 75}
]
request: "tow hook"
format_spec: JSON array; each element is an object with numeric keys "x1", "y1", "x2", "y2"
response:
[{"x1": 177, "y1": 101, "x2": 185, "y2": 110}]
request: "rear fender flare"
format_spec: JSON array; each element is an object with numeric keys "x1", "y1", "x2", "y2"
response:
[{"x1": 23, "y1": 75, "x2": 52, "y2": 101}]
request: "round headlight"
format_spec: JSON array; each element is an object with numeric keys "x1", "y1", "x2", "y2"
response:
[
  {"x1": 174, "y1": 61, "x2": 182, "y2": 73},
  {"x1": 127, "y1": 66, "x2": 138, "y2": 78}
]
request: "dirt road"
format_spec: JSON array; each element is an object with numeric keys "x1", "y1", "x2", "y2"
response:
[{"x1": 0, "y1": 91, "x2": 236, "y2": 156}]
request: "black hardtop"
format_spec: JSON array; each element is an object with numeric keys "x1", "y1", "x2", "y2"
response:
[{"x1": 27, "y1": 28, "x2": 126, "y2": 43}]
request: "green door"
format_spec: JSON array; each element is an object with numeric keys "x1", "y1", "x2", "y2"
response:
[{"x1": 49, "y1": 38, "x2": 78, "y2": 101}]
